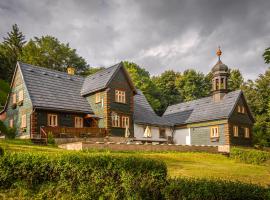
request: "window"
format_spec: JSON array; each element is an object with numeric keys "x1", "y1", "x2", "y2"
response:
[
  {"x1": 233, "y1": 125, "x2": 238, "y2": 137},
  {"x1": 159, "y1": 128, "x2": 166, "y2": 138},
  {"x1": 48, "y1": 114, "x2": 58, "y2": 127},
  {"x1": 9, "y1": 118, "x2": 14, "y2": 128},
  {"x1": 237, "y1": 105, "x2": 245, "y2": 114},
  {"x1": 95, "y1": 93, "x2": 101, "y2": 103},
  {"x1": 210, "y1": 126, "x2": 219, "y2": 138},
  {"x1": 21, "y1": 114, "x2": 26, "y2": 128},
  {"x1": 244, "y1": 127, "x2": 250, "y2": 138},
  {"x1": 112, "y1": 112, "x2": 120, "y2": 127},
  {"x1": 18, "y1": 90, "x2": 24, "y2": 102},
  {"x1": 115, "y1": 90, "x2": 126, "y2": 103},
  {"x1": 101, "y1": 98, "x2": 104, "y2": 108},
  {"x1": 75, "y1": 117, "x2": 84, "y2": 128},
  {"x1": 122, "y1": 116, "x2": 129, "y2": 128},
  {"x1": 12, "y1": 93, "x2": 16, "y2": 104}
]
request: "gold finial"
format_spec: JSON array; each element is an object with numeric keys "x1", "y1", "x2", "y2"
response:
[{"x1": 216, "y1": 46, "x2": 222, "y2": 61}]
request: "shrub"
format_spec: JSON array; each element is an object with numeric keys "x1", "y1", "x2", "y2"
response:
[
  {"x1": 230, "y1": 147, "x2": 270, "y2": 165},
  {"x1": 0, "y1": 120, "x2": 7, "y2": 136},
  {"x1": 47, "y1": 131, "x2": 55, "y2": 145},
  {"x1": 163, "y1": 178, "x2": 270, "y2": 200},
  {"x1": 0, "y1": 152, "x2": 167, "y2": 199},
  {"x1": 0, "y1": 146, "x2": 3, "y2": 156},
  {"x1": 0, "y1": 121, "x2": 16, "y2": 139}
]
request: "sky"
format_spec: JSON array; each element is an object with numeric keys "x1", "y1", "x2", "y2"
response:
[{"x1": 0, "y1": 0, "x2": 270, "y2": 80}]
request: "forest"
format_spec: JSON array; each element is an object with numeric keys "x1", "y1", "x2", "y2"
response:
[{"x1": 0, "y1": 24, "x2": 269, "y2": 147}]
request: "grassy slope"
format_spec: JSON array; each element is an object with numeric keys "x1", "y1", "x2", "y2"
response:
[{"x1": 1, "y1": 139, "x2": 269, "y2": 186}]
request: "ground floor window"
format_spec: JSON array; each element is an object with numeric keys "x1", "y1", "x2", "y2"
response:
[
  {"x1": 9, "y1": 118, "x2": 14, "y2": 128},
  {"x1": 233, "y1": 125, "x2": 238, "y2": 137},
  {"x1": 21, "y1": 114, "x2": 27, "y2": 128},
  {"x1": 210, "y1": 126, "x2": 219, "y2": 138},
  {"x1": 48, "y1": 114, "x2": 58, "y2": 127},
  {"x1": 112, "y1": 112, "x2": 120, "y2": 127},
  {"x1": 159, "y1": 128, "x2": 166, "y2": 138},
  {"x1": 122, "y1": 116, "x2": 129, "y2": 128},
  {"x1": 75, "y1": 117, "x2": 84, "y2": 128},
  {"x1": 244, "y1": 127, "x2": 250, "y2": 138}
]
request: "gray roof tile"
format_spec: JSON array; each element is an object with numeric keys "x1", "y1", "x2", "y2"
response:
[
  {"x1": 134, "y1": 90, "x2": 171, "y2": 126},
  {"x1": 81, "y1": 63, "x2": 121, "y2": 95},
  {"x1": 163, "y1": 90, "x2": 242, "y2": 125},
  {"x1": 19, "y1": 62, "x2": 93, "y2": 113}
]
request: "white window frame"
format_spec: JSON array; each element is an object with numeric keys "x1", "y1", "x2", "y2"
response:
[
  {"x1": 18, "y1": 90, "x2": 24, "y2": 102},
  {"x1": 9, "y1": 118, "x2": 14, "y2": 128},
  {"x1": 112, "y1": 112, "x2": 120, "y2": 127},
  {"x1": 95, "y1": 93, "x2": 101, "y2": 103},
  {"x1": 121, "y1": 116, "x2": 129, "y2": 128},
  {"x1": 115, "y1": 90, "x2": 126, "y2": 103},
  {"x1": 210, "y1": 126, "x2": 219, "y2": 138},
  {"x1": 12, "y1": 93, "x2": 17, "y2": 104},
  {"x1": 21, "y1": 114, "x2": 27, "y2": 128},
  {"x1": 244, "y1": 127, "x2": 250, "y2": 138},
  {"x1": 233, "y1": 125, "x2": 239, "y2": 137},
  {"x1": 75, "y1": 117, "x2": 84, "y2": 128},
  {"x1": 48, "y1": 114, "x2": 58, "y2": 127}
]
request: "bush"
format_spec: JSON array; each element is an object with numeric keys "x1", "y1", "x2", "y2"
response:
[
  {"x1": 0, "y1": 152, "x2": 167, "y2": 199},
  {"x1": 0, "y1": 121, "x2": 16, "y2": 139},
  {"x1": 47, "y1": 131, "x2": 55, "y2": 145},
  {"x1": 163, "y1": 178, "x2": 270, "y2": 200},
  {"x1": 230, "y1": 147, "x2": 270, "y2": 165},
  {"x1": 0, "y1": 120, "x2": 7, "y2": 136}
]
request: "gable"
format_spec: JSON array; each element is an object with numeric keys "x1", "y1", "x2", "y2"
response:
[{"x1": 228, "y1": 93, "x2": 255, "y2": 124}]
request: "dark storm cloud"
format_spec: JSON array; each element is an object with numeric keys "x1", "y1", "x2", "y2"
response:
[{"x1": 0, "y1": 0, "x2": 269, "y2": 79}]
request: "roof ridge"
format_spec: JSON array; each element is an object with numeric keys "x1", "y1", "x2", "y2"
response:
[
  {"x1": 18, "y1": 61, "x2": 84, "y2": 79},
  {"x1": 84, "y1": 62, "x2": 121, "y2": 79}
]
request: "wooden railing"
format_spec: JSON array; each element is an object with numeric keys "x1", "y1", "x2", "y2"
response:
[{"x1": 40, "y1": 126, "x2": 106, "y2": 139}]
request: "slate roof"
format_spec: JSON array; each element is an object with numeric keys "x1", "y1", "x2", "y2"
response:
[
  {"x1": 163, "y1": 90, "x2": 242, "y2": 125},
  {"x1": 19, "y1": 62, "x2": 93, "y2": 113},
  {"x1": 81, "y1": 63, "x2": 121, "y2": 96},
  {"x1": 134, "y1": 90, "x2": 171, "y2": 126}
]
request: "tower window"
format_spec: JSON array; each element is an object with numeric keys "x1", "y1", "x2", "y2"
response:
[{"x1": 215, "y1": 79, "x2": 219, "y2": 90}]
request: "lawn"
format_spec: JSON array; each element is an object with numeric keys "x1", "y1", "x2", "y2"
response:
[{"x1": 1, "y1": 139, "x2": 269, "y2": 186}]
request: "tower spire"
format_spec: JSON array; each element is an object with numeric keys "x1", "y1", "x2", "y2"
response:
[{"x1": 216, "y1": 46, "x2": 222, "y2": 61}]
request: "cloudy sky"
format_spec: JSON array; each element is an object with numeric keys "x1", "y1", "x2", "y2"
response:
[{"x1": 0, "y1": 0, "x2": 270, "y2": 80}]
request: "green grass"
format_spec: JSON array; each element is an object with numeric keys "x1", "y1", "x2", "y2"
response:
[{"x1": 1, "y1": 139, "x2": 270, "y2": 186}]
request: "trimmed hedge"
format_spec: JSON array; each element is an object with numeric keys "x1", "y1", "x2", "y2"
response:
[
  {"x1": 230, "y1": 147, "x2": 270, "y2": 165},
  {"x1": 0, "y1": 151, "x2": 269, "y2": 199},
  {"x1": 0, "y1": 152, "x2": 167, "y2": 199},
  {"x1": 163, "y1": 178, "x2": 270, "y2": 200}
]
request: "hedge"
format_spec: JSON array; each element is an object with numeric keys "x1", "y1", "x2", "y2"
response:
[
  {"x1": 0, "y1": 152, "x2": 167, "y2": 199},
  {"x1": 230, "y1": 147, "x2": 270, "y2": 165},
  {"x1": 0, "y1": 151, "x2": 269, "y2": 199},
  {"x1": 163, "y1": 178, "x2": 270, "y2": 200}
]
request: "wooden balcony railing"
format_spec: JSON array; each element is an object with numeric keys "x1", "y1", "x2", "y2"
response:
[{"x1": 40, "y1": 126, "x2": 106, "y2": 139}]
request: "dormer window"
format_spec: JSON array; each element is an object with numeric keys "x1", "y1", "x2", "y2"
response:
[{"x1": 115, "y1": 90, "x2": 126, "y2": 103}]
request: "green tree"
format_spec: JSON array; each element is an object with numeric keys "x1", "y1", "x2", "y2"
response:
[
  {"x1": 175, "y1": 69, "x2": 211, "y2": 102},
  {"x1": 263, "y1": 47, "x2": 270, "y2": 64},
  {"x1": 0, "y1": 79, "x2": 10, "y2": 109},
  {"x1": 123, "y1": 61, "x2": 161, "y2": 114},
  {"x1": 152, "y1": 70, "x2": 181, "y2": 115},
  {"x1": 228, "y1": 69, "x2": 244, "y2": 91},
  {"x1": 21, "y1": 36, "x2": 89, "y2": 73},
  {"x1": 0, "y1": 24, "x2": 26, "y2": 82},
  {"x1": 80, "y1": 67, "x2": 105, "y2": 76}
]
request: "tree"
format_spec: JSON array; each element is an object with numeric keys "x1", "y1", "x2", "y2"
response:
[
  {"x1": 21, "y1": 36, "x2": 89, "y2": 73},
  {"x1": 123, "y1": 61, "x2": 161, "y2": 114},
  {"x1": 263, "y1": 47, "x2": 270, "y2": 64},
  {"x1": 80, "y1": 67, "x2": 105, "y2": 76},
  {"x1": 175, "y1": 69, "x2": 211, "y2": 102},
  {"x1": 228, "y1": 69, "x2": 244, "y2": 91},
  {"x1": 0, "y1": 24, "x2": 26, "y2": 82},
  {"x1": 152, "y1": 70, "x2": 181, "y2": 115},
  {"x1": 0, "y1": 79, "x2": 10, "y2": 109}
]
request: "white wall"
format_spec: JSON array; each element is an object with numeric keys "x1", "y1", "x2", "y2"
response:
[
  {"x1": 173, "y1": 128, "x2": 190, "y2": 145},
  {"x1": 134, "y1": 123, "x2": 172, "y2": 140}
]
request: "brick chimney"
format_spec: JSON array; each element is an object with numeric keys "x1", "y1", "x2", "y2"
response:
[{"x1": 67, "y1": 66, "x2": 75, "y2": 75}]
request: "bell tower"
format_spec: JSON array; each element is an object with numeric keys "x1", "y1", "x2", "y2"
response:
[{"x1": 211, "y1": 47, "x2": 229, "y2": 101}]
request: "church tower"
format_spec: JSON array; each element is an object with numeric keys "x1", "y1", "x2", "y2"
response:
[{"x1": 211, "y1": 47, "x2": 229, "y2": 101}]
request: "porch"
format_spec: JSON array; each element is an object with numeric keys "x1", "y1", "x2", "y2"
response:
[{"x1": 31, "y1": 126, "x2": 106, "y2": 144}]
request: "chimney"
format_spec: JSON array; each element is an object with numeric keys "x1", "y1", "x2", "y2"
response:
[{"x1": 67, "y1": 66, "x2": 75, "y2": 75}]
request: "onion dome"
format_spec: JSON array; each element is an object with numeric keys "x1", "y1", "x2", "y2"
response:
[{"x1": 211, "y1": 46, "x2": 228, "y2": 73}]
